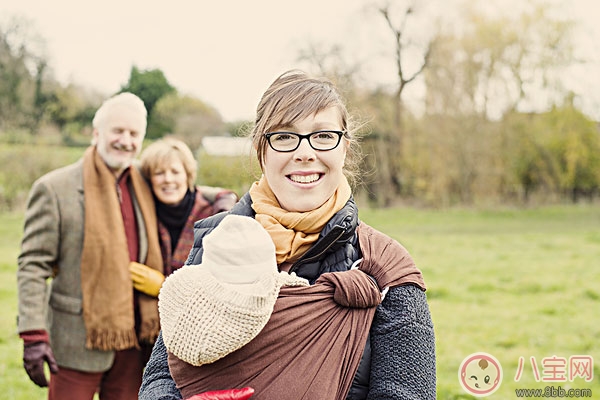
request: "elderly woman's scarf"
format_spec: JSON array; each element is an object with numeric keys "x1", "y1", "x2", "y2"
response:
[{"x1": 249, "y1": 175, "x2": 352, "y2": 264}]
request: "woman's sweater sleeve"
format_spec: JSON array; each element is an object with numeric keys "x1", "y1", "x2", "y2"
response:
[
  {"x1": 139, "y1": 331, "x2": 182, "y2": 400},
  {"x1": 368, "y1": 284, "x2": 436, "y2": 399}
]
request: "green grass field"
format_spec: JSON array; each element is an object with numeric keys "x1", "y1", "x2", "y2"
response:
[{"x1": 1, "y1": 205, "x2": 599, "y2": 399}]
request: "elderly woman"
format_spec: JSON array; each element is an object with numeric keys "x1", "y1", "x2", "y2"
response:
[
  {"x1": 139, "y1": 71, "x2": 436, "y2": 400},
  {"x1": 129, "y1": 138, "x2": 237, "y2": 296}
]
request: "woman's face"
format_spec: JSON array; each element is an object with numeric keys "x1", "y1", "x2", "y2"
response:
[
  {"x1": 150, "y1": 158, "x2": 189, "y2": 205},
  {"x1": 262, "y1": 106, "x2": 347, "y2": 212}
]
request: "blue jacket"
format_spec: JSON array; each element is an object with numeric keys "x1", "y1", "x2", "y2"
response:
[{"x1": 140, "y1": 193, "x2": 436, "y2": 399}]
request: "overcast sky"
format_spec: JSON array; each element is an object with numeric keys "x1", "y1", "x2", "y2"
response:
[{"x1": 1, "y1": 0, "x2": 599, "y2": 122}]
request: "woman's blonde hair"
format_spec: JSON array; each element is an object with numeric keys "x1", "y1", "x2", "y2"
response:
[
  {"x1": 250, "y1": 70, "x2": 363, "y2": 187},
  {"x1": 139, "y1": 138, "x2": 198, "y2": 191}
]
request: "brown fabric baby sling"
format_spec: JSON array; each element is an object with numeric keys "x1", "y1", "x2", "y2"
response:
[{"x1": 168, "y1": 222, "x2": 426, "y2": 400}]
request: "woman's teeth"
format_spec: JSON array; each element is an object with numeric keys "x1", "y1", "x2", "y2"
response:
[{"x1": 290, "y1": 174, "x2": 320, "y2": 183}]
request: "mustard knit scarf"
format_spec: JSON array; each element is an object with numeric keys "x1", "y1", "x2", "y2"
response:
[
  {"x1": 80, "y1": 146, "x2": 162, "y2": 350},
  {"x1": 249, "y1": 176, "x2": 352, "y2": 264}
]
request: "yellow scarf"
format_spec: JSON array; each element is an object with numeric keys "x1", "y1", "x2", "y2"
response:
[{"x1": 249, "y1": 176, "x2": 352, "y2": 264}]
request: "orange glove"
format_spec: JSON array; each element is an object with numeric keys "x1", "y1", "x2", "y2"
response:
[
  {"x1": 186, "y1": 387, "x2": 255, "y2": 400},
  {"x1": 129, "y1": 261, "x2": 165, "y2": 297}
]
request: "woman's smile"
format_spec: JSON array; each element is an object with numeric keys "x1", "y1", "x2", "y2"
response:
[{"x1": 287, "y1": 173, "x2": 322, "y2": 184}]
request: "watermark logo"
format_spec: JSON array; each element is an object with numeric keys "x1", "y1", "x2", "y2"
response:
[
  {"x1": 459, "y1": 353, "x2": 594, "y2": 397},
  {"x1": 458, "y1": 352, "x2": 503, "y2": 397},
  {"x1": 514, "y1": 355, "x2": 594, "y2": 383}
]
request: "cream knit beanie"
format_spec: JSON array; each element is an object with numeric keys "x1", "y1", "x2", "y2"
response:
[{"x1": 159, "y1": 214, "x2": 308, "y2": 366}]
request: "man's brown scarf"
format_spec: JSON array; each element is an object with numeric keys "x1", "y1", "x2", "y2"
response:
[
  {"x1": 168, "y1": 222, "x2": 426, "y2": 400},
  {"x1": 80, "y1": 146, "x2": 162, "y2": 350}
]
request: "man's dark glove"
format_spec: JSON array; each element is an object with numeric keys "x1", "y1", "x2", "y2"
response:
[
  {"x1": 187, "y1": 387, "x2": 254, "y2": 400},
  {"x1": 23, "y1": 342, "x2": 59, "y2": 387}
]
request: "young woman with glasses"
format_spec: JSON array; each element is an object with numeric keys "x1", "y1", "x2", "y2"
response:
[{"x1": 139, "y1": 70, "x2": 436, "y2": 400}]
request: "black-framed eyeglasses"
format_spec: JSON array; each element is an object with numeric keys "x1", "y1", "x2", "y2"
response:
[{"x1": 264, "y1": 130, "x2": 346, "y2": 152}]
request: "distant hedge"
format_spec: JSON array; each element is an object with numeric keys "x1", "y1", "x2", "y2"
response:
[
  {"x1": 0, "y1": 143, "x2": 259, "y2": 212},
  {"x1": 196, "y1": 150, "x2": 261, "y2": 197}
]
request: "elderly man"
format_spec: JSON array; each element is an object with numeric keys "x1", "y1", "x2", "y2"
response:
[{"x1": 17, "y1": 92, "x2": 163, "y2": 399}]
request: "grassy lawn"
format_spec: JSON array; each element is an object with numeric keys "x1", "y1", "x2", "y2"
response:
[
  {"x1": 1, "y1": 205, "x2": 599, "y2": 399},
  {"x1": 0, "y1": 213, "x2": 48, "y2": 399},
  {"x1": 360, "y1": 204, "x2": 600, "y2": 399}
]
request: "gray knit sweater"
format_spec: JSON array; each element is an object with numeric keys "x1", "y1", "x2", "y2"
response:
[{"x1": 139, "y1": 195, "x2": 436, "y2": 399}]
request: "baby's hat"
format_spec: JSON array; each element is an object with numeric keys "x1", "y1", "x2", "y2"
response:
[{"x1": 159, "y1": 214, "x2": 308, "y2": 366}]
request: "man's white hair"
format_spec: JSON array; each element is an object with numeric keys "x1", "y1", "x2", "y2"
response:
[{"x1": 92, "y1": 92, "x2": 147, "y2": 131}]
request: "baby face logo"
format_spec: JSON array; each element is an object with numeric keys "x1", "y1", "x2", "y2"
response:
[{"x1": 459, "y1": 352, "x2": 503, "y2": 397}]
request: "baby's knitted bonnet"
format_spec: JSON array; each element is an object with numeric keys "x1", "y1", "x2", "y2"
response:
[{"x1": 158, "y1": 214, "x2": 308, "y2": 366}]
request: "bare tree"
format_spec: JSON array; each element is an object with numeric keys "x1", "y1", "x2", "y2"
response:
[
  {"x1": 378, "y1": 3, "x2": 432, "y2": 134},
  {"x1": 371, "y1": 1, "x2": 433, "y2": 205},
  {"x1": 295, "y1": 40, "x2": 365, "y2": 100},
  {"x1": 295, "y1": 3, "x2": 434, "y2": 206}
]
